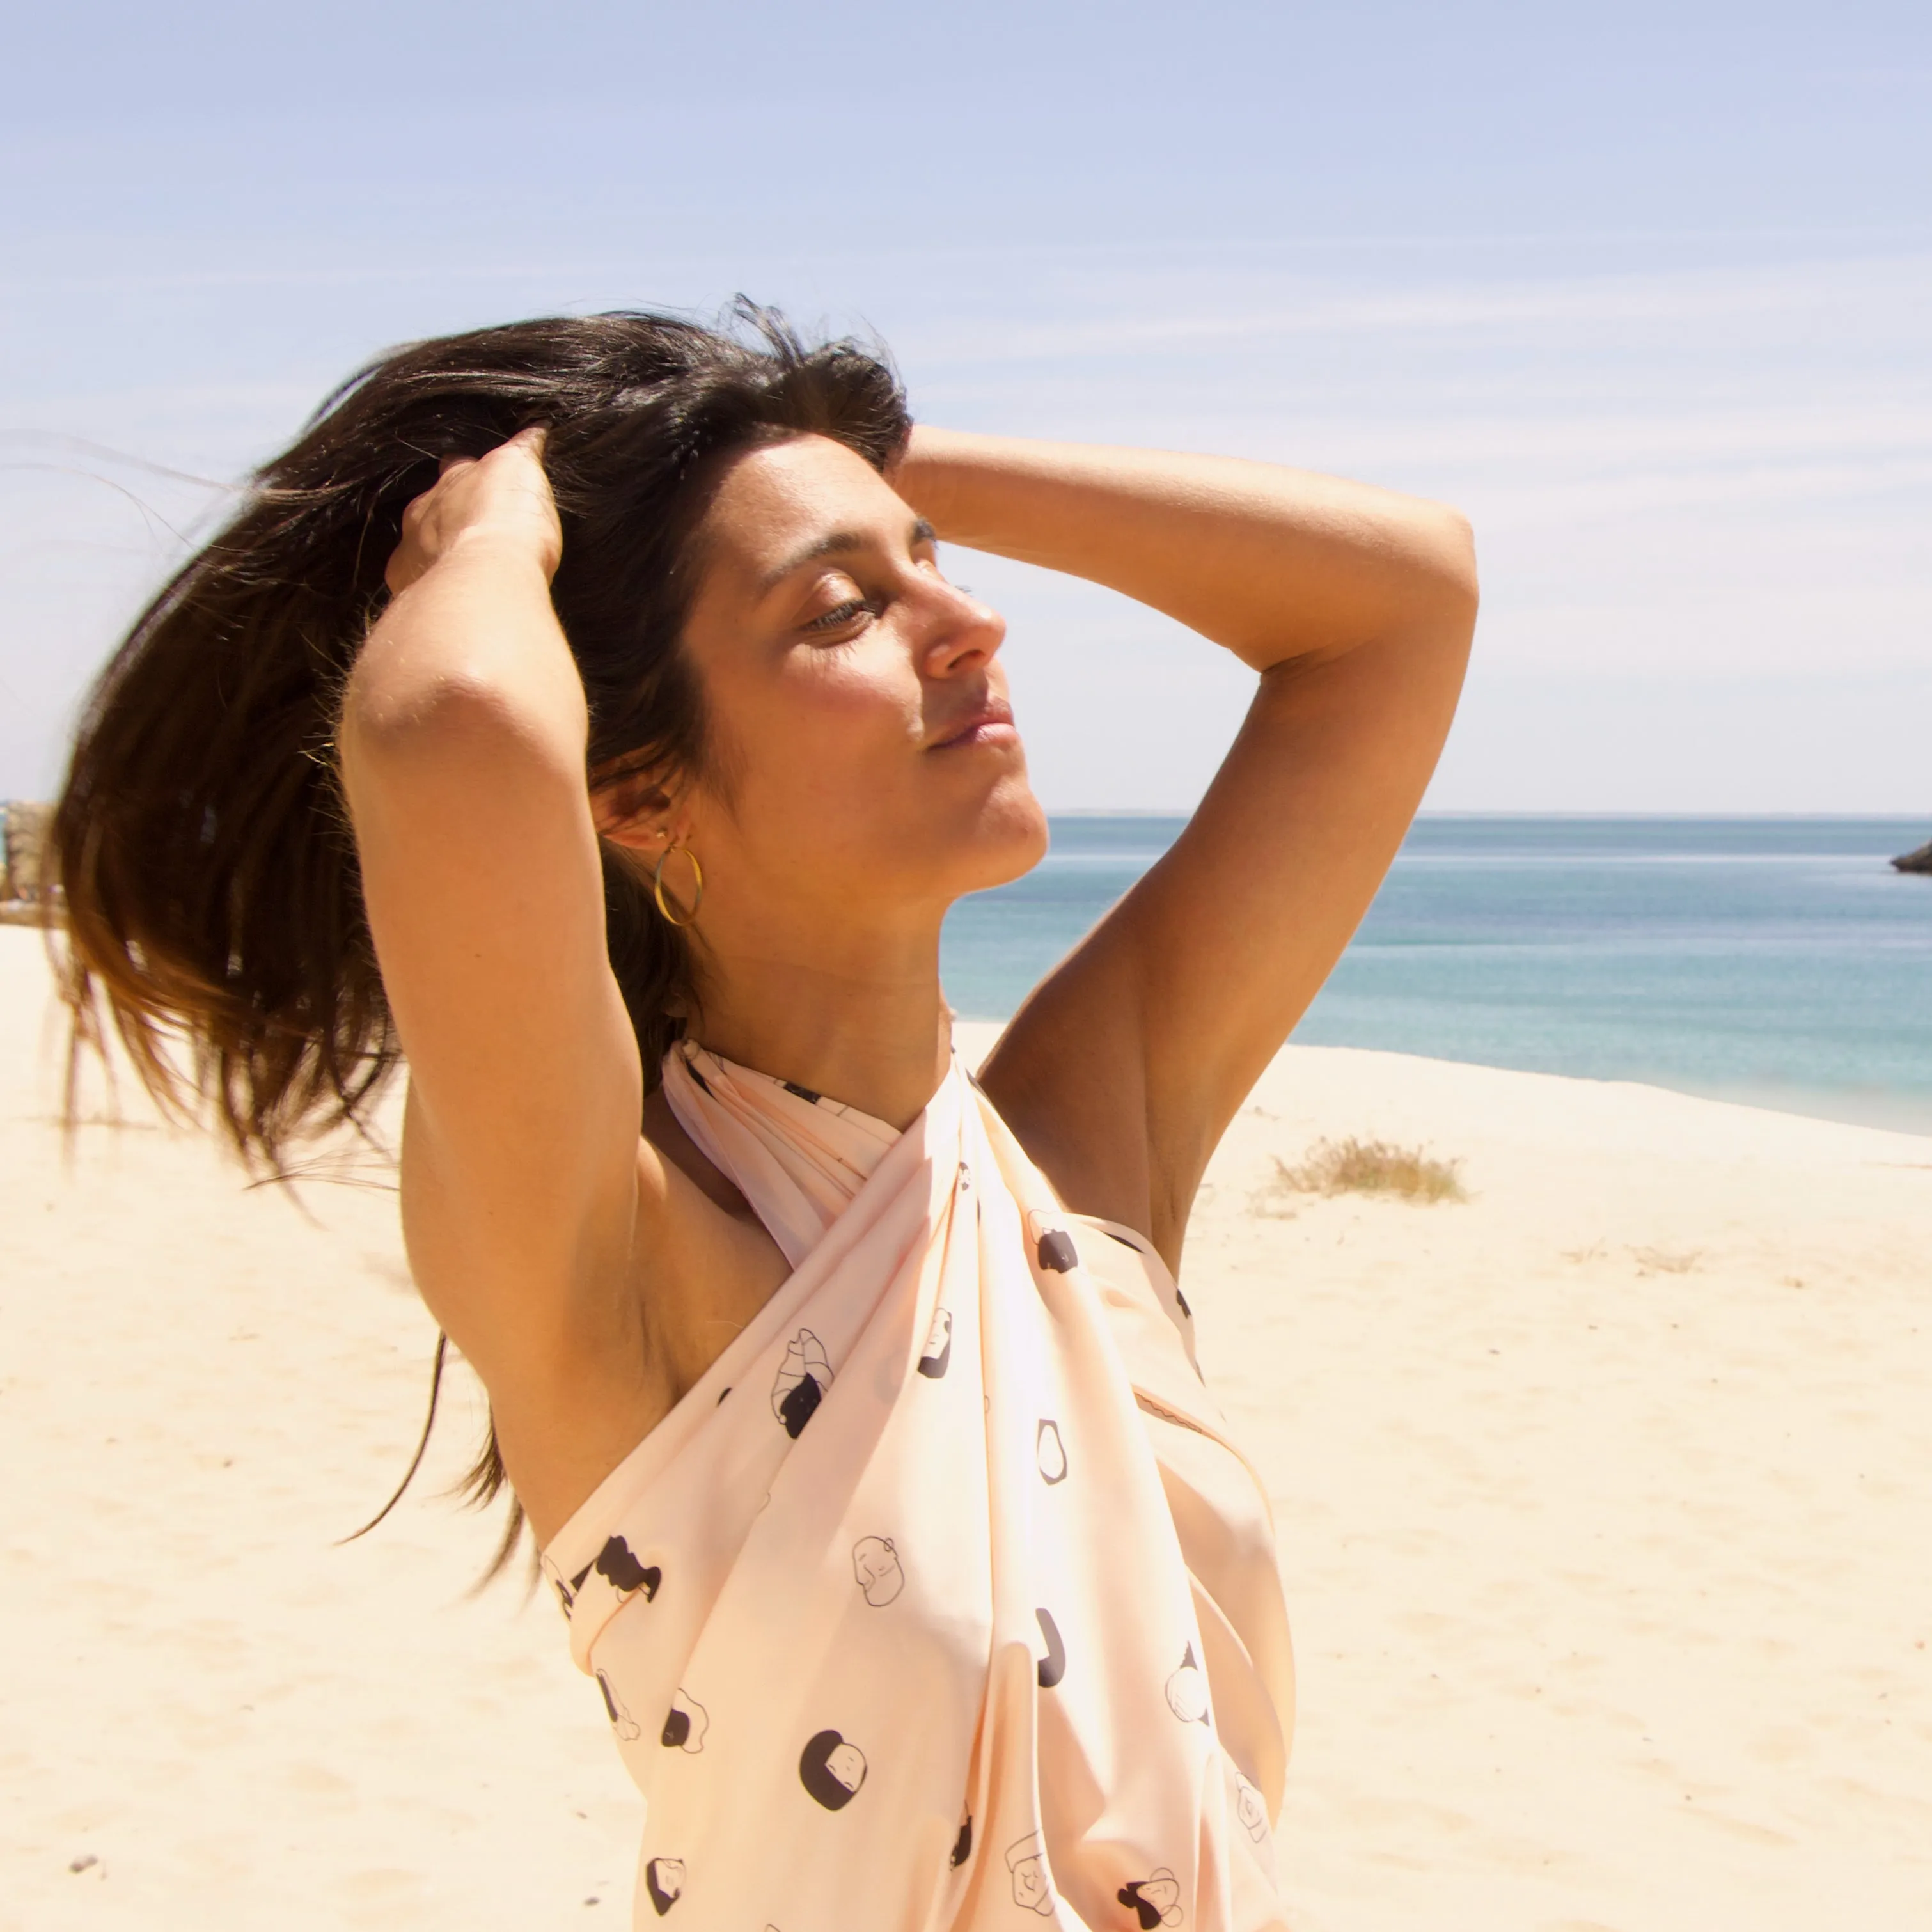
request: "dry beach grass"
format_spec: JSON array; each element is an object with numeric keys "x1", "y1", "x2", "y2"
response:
[
  {"x1": 4, "y1": 933, "x2": 1931, "y2": 1929},
  {"x1": 1259, "y1": 1135, "x2": 1468, "y2": 1208}
]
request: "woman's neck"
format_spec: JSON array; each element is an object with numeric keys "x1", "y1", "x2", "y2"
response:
[{"x1": 687, "y1": 923, "x2": 955, "y2": 1132}]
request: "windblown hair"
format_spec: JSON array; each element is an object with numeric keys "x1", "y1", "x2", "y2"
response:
[{"x1": 51, "y1": 303, "x2": 910, "y2": 1572}]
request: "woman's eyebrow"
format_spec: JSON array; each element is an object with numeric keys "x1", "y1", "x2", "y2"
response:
[{"x1": 757, "y1": 517, "x2": 938, "y2": 597}]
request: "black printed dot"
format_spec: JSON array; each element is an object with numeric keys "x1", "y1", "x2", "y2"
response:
[
  {"x1": 659, "y1": 1689, "x2": 707, "y2": 1752},
  {"x1": 1036, "y1": 1229, "x2": 1078, "y2": 1273},
  {"x1": 918, "y1": 1308, "x2": 953, "y2": 1379},
  {"x1": 1036, "y1": 1607, "x2": 1066, "y2": 1688},
  {"x1": 798, "y1": 1729, "x2": 867, "y2": 1810},
  {"x1": 778, "y1": 1374, "x2": 822, "y2": 1438},
  {"x1": 596, "y1": 1670, "x2": 632, "y2": 1734},
  {"x1": 595, "y1": 1537, "x2": 661, "y2": 1600},
  {"x1": 1120, "y1": 1878, "x2": 1177, "y2": 1929},
  {"x1": 773, "y1": 1330, "x2": 835, "y2": 1436},
  {"x1": 643, "y1": 1857, "x2": 684, "y2": 1915}
]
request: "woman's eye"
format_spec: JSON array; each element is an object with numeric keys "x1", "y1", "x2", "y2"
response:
[{"x1": 805, "y1": 595, "x2": 881, "y2": 633}]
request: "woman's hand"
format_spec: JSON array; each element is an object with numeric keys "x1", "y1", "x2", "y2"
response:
[{"x1": 386, "y1": 427, "x2": 562, "y2": 597}]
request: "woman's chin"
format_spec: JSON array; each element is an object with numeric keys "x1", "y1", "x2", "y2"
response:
[{"x1": 961, "y1": 782, "x2": 1050, "y2": 890}]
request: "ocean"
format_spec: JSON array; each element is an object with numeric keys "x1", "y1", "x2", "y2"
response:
[{"x1": 940, "y1": 815, "x2": 1932, "y2": 1135}]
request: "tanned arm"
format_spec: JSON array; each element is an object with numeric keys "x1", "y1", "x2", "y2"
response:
[{"x1": 895, "y1": 428, "x2": 1478, "y2": 1271}]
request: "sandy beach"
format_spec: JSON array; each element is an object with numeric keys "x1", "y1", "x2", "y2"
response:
[{"x1": 4, "y1": 922, "x2": 1929, "y2": 1931}]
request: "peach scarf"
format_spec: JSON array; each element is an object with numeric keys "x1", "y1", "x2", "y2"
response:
[{"x1": 540, "y1": 1040, "x2": 1294, "y2": 1931}]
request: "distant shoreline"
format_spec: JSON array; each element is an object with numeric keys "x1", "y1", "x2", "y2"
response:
[
  {"x1": 945, "y1": 813, "x2": 1932, "y2": 1138},
  {"x1": 1038, "y1": 807, "x2": 1929, "y2": 822},
  {"x1": 950, "y1": 1010, "x2": 1932, "y2": 1142}
]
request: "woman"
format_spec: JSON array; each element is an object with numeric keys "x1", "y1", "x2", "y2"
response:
[{"x1": 53, "y1": 308, "x2": 1475, "y2": 1928}]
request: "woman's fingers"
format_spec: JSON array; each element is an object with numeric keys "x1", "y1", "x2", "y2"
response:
[
  {"x1": 386, "y1": 482, "x2": 446, "y2": 595},
  {"x1": 384, "y1": 427, "x2": 560, "y2": 595}
]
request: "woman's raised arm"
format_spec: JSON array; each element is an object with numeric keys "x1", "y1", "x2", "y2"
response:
[
  {"x1": 894, "y1": 427, "x2": 1478, "y2": 1269},
  {"x1": 338, "y1": 433, "x2": 653, "y2": 1442}
]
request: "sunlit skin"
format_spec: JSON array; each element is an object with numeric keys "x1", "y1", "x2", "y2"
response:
[
  {"x1": 609, "y1": 437, "x2": 1051, "y2": 1151},
  {"x1": 342, "y1": 420, "x2": 1477, "y2": 1544}
]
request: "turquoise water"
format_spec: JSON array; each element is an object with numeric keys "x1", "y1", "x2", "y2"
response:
[{"x1": 940, "y1": 816, "x2": 1932, "y2": 1134}]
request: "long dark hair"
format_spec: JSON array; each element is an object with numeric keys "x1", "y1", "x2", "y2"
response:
[{"x1": 51, "y1": 303, "x2": 910, "y2": 1572}]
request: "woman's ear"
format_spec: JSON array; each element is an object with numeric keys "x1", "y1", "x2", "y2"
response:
[{"x1": 590, "y1": 764, "x2": 677, "y2": 855}]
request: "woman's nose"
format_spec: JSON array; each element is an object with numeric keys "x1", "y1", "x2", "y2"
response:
[{"x1": 921, "y1": 579, "x2": 1007, "y2": 677}]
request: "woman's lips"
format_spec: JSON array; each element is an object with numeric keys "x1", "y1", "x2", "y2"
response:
[{"x1": 932, "y1": 701, "x2": 1017, "y2": 750}]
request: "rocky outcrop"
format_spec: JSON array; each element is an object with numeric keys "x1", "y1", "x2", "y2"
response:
[{"x1": 1893, "y1": 838, "x2": 1932, "y2": 875}]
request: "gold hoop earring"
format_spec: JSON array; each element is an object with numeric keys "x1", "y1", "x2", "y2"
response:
[{"x1": 652, "y1": 843, "x2": 703, "y2": 927}]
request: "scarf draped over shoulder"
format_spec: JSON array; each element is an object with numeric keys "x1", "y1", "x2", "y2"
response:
[{"x1": 540, "y1": 1041, "x2": 1295, "y2": 1931}]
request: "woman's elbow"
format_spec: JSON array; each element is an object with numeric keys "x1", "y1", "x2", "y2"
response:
[
  {"x1": 1418, "y1": 503, "x2": 1480, "y2": 622},
  {"x1": 339, "y1": 667, "x2": 585, "y2": 824},
  {"x1": 342, "y1": 664, "x2": 507, "y2": 777}
]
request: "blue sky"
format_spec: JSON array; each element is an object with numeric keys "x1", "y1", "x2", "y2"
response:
[{"x1": 3, "y1": 0, "x2": 1927, "y2": 809}]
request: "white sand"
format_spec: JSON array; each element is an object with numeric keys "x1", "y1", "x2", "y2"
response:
[{"x1": 4, "y1": 926, "x2": 1929, "y2": 1930}]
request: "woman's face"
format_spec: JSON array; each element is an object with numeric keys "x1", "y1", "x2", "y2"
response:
[{"x1": 671, "y1": 434, "x2": 1048, "y2": 931}]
